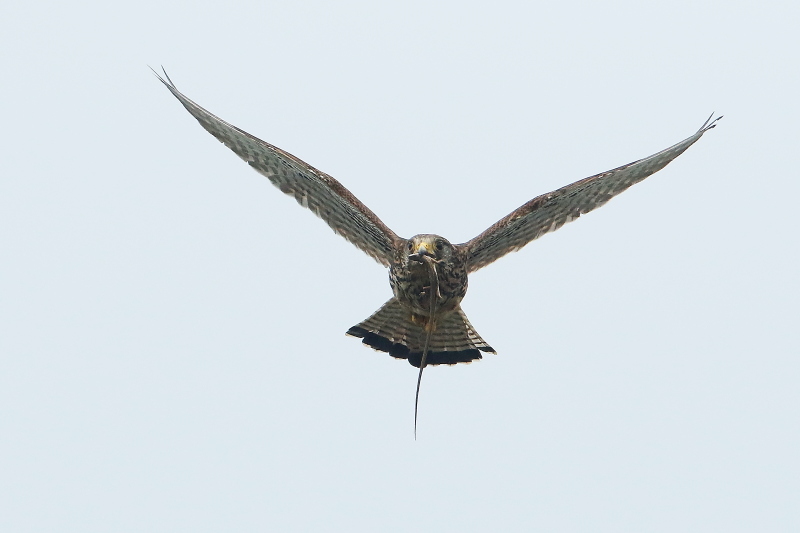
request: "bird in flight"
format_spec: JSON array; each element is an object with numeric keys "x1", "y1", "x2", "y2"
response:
[{"x1": 154, "y1": 69, "x2": 720, "y2": 435}]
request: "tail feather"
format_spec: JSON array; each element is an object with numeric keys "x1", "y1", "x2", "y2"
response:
[{"x1": 346, "y1": 298, "x2": 495, "y2": 368}]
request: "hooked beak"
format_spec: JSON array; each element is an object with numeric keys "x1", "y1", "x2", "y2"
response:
[{"x1": 409, "y1": 242, "x2": 432, "y2": 262}]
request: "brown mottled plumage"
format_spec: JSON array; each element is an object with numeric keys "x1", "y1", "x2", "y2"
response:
[{"x1": 155, "y1": 68, "x2": 720, "y2": 433}]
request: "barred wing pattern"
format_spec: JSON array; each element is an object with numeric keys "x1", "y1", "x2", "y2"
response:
[
  {"x1": 155, "y1": 70, "x2": 400, "y2": 267},
  {"x1": 461, "y1": 115, "x2": 721, "y2": 273}
]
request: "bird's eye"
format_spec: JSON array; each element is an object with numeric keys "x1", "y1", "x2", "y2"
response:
[
  {"x1": 407, "y1": 241, "x2": 414, "y2": 251},
  {"x1": 435, "y1": 240, "x2": 444, "y2": 252}
]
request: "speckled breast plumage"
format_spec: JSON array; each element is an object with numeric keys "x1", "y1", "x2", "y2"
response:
[{"x1": 389, "y1": 235, "x2": 468, "y2": 325}]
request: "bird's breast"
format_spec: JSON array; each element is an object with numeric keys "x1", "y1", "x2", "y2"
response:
[{"x1": 389, "y1": 259, "x2": 467, "y2": 318}]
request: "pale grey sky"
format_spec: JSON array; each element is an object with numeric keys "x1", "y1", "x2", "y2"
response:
[{"x1": 1, "y1": 0, "x2": 798, "y2": 531}]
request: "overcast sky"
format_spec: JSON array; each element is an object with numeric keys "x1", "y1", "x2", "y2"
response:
[{"x1": 2, "y1": 0, "x2": 798, "y2": 531}]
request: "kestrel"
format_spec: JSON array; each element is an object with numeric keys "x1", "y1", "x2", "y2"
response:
[{"x1": 155, "y1": 69, "x2": 720, "y2": 434}]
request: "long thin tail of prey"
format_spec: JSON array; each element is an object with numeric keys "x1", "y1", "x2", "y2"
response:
[{"x1": 414, "y1": 256, "x2": 439, "y2": 439}]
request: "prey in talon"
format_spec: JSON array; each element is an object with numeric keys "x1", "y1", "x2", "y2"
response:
[{"x1": 155, "y1": 68, "x2": 720, "y2": 436}]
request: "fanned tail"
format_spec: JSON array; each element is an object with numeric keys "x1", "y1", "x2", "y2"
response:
[{"x1": 346, "y1": 299, "x2": 496, "y2": 368}]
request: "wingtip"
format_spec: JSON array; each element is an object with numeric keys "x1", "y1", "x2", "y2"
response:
[
  {"x1": 149, "y1": 65, "x2": 176, "y2": 89},
  {"x1": 160, "y1": 66, "x2": 176, "y2": 87},
  {"x1": 699, "y1": 113, "x2": 723, "y2": 133}
]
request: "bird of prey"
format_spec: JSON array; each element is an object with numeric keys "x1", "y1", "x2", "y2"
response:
[{"x1": 155, "y1": 69, "x2": 720, "y2": 434}]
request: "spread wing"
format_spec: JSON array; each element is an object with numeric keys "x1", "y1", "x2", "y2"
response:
[
  {"x1": 154, "y1": 69, "x2": 401, "y2": 267},
  {"x1": 461, "y1": 115, "x2": 721, "y2": 273}
]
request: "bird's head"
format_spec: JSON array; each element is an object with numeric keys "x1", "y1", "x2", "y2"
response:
[{"x1": 406, "y1": 234, "x2": 454, "y2": 263}]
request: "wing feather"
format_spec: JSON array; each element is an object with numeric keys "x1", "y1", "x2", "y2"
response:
[
  {"x1": 154, "y1": 69, "x2": 400, "y2": 266},
  {"x1": 461, "y1": 115, "x2": 721, "y2": 273}
]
